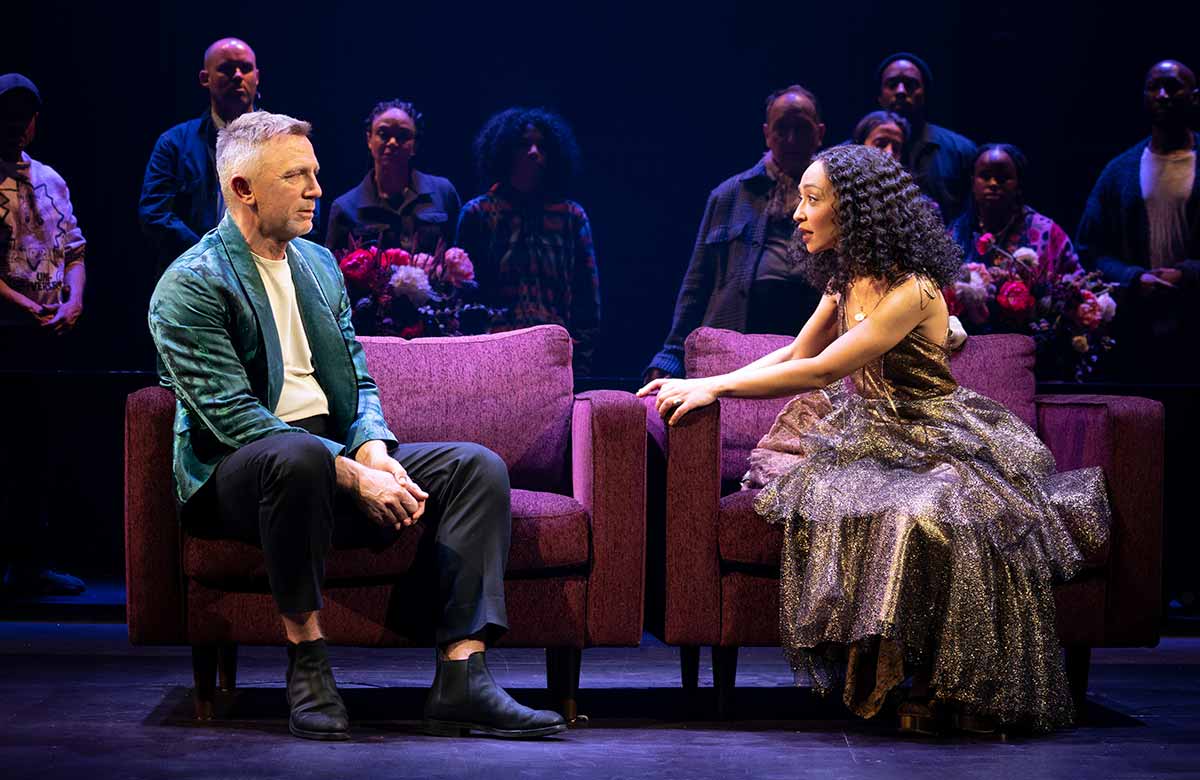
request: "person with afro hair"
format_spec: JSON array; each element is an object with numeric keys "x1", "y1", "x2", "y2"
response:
[{"x1": 455, "y1": 107, "x2": 600, "y2": 374}]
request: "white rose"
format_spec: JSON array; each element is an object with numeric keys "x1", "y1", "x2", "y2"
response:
[
  {"x1": 1097, "y1": 292, "x2": 1117, "y2": 323},
  {"x1": 1012, "y1": 247, "x2": 1039, "y2": 268},
  {"x1": 389, "y1": 265, "x2": 433, "y2": 306}
]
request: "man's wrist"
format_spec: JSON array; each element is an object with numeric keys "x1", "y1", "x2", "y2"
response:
[
  {"x1": 335, "y1": 455, "x2": 365, "y2": 493},
  {"x1": 353, "y1": 440, "x2": 388, "y2": 466}
]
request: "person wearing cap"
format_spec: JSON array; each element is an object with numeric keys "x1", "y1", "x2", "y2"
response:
[
  {"x1": 0, "y1": 73, "x2": 88, "y2": 596},
  {"x1": 875, "y1": 52, "x2": 975, "y2": 221},
  {"x1": 644, "y1": 85, "x2": 827, "y2": 381},
  {"x1": 138, "y1": 37, "x2": 260, "y2": 273}
]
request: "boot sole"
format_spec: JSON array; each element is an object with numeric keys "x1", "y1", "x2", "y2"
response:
[
  {"x1": 423, "y1": 719, "x2": 568, "y2": 739},
  {"x1": 289, "y1": 718, "x2": 351, "y2": 741}
]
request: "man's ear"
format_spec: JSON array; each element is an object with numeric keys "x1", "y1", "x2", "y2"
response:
[
  {"x1": 762, "y1": 122, "x2": 770, "y2": 148},
  {"x1": 230, "y1": 175, "x2": 254, "y2": 205},
  {"x1": 814, "y1": 122, "x2": 827, "y2": 148},
  {"x1": 199, "y1": 68, "x2": 210, "y2": 89}
]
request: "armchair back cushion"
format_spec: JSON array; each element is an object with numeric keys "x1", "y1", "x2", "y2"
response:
[
  {"x1": 684, "y1": 328, "x2": 1037, "y2": 483},
  {"x1": 361, "y1": 326, "x2": 574, "y2": 492}
]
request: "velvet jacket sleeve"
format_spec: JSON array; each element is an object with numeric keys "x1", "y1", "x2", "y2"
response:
[
  {"x1": 148, "y1": 263, "x2": 345, "y2": 459},
  {"x1": 646, "y1": 192, "x2": 720, "y2": 377}
]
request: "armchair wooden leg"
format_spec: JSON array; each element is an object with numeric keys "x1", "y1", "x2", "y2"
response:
[
  {"x1": 1065, "y1": 645, "x2": 1091, "y2": 712},
  {"x1": 191, "y1": 644, "x2": 218, "y2": 721},
  {"x1": 217, "y1": 643, "x2": 238, "y2": 693},
  {"x1": 712, "y1": 645, "x2": 739, "y2": 720},
  {"x1": 546, "y1": 647, "x2": 585, "y2": 727},
  {"x1": 680, "y1": 645, "x2": 700, "y2": 691}
]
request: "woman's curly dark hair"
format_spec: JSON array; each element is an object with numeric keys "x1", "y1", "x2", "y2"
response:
[
  {"x1": 473, "y1": 107, "x2": 581, "y2": 196},
  {"x1": 797, "y1": 145, "x2": 961, "y2": 294}
]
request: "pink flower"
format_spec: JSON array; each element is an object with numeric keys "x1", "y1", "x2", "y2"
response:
[
  {"x1": 1075, "y1": 290, "x2": 1103, "y2": 329},
  {"x1": 442, "y1": 247, "x2": 475, "y2": 285},
  {"x1": 975, "y1": 232, "x2": 995, "y2": 256},
  {"x1": 380, "y1": 248, "x2": 412, "y2": 268},
  {"x1": 411, "y1": 253, "x2": 436, "y2": 272},
  {"x1": 996, "y1": 279, "x2": 1035, "y2": 316},
  {"x1": 338, "y1": 248, "x2": 379, "y2": 292}
]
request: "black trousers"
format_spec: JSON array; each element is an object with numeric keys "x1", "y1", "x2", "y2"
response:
[
  {"x1": 185, "y1": 429, "x2": 511, "y2": 645},
  {"x1": 0, "y1": 329, "x2": 77, "y2": 571}
]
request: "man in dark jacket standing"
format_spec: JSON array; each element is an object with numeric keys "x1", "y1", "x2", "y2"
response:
[
  {"x1": 644, "y1": 85, "x2": 826, "y2": 380},
  {"x1": 1077, "y1": 59, "x2": 1199, "y2": 382},
  {"x1": 139, "y1": 37, "x2": 259, "y2": 273},
  {"x1": 874, "y1": 52, "x2": 975, "y2": 222}
]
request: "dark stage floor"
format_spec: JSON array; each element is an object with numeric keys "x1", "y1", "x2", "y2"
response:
[{"x1": 1, "y1": 621, "x2": 1198, "y2": 780}]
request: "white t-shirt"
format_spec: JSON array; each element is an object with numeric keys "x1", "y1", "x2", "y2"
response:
[
  {"x1": 251, "y1": 249, "x2": 330, "y2": 422},
  {"x1": 1140, "y1": 145, "x2": 1196, "y2": 268}
]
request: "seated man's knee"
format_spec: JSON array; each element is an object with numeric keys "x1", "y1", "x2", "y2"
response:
[
  {"x1": 456, "y1": 443, "x2": 510, "y2": 491},
  {"x1": 260, "y1": 433, "x2": 335, "y2": 487}
]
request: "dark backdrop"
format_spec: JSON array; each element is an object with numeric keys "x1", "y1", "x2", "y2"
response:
[{"x1": 4, "y1": 0, "x2": 1197, "y2": 378}]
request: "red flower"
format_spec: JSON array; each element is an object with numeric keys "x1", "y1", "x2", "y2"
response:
[
  {"x1": 942, "y1": 285, "x2": 963, "y2": 317},
  {"x1": 338, "y1": 248, "x2": 379, "y2": 292},
  {"x1": 380, "y1": 248, "x2": 412, "y2": 268},
  {"x1": 399, "y1": 321, "x2": 425, "y2": 339},
  {"x1": 975, "y1": 232, "x2": 995, "y2": 256},
  {"x1": 1075, "y1": 290, "x2": 1103, "y2": 330},
  {"x1": 996, "y1": 279, "x2": 1035, "y2": 315}
]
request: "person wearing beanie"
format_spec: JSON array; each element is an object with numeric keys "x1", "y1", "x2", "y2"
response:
[{"x1": 875, "y1": 52, "x2": 976, "y2": 221}]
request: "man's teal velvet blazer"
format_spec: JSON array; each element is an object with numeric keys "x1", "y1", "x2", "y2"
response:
[{"x1": 148, "y1": 214, "x2": 397, "y2": 504}]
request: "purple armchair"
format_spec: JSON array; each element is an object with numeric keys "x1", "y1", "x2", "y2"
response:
[
  {"x1": 662, "y1": 328, "x2": 1163, "y2": 712},
  {"x1": 125, "y1": 325, "x2": 646, "y2": 722}
]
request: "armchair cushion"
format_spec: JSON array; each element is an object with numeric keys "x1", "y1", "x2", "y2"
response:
[
  {"x1": 717, "y1": 489, "x2": 782, "y2": 567},
  {"x1": 183, "y1": 488, "x2": 591, "y2": 581}
]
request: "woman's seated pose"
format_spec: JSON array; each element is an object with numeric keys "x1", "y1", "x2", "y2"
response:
[{"x1": 639, "y1": 145, "x2": 1108, "y2": 735}]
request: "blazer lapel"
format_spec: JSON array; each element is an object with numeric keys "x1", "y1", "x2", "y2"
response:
[
  {"x1": 216, "y1": 214, "x2": 285, "y2": 411},
  {"x1": 287, "y1": 242, "x2": 357, "y2": 426}
]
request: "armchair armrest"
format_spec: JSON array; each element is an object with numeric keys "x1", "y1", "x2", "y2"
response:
[
  {"x1": 124, "y1": 386, "x2": 187, "y2": 644},
  {"x1": 572, "y1": 390, "x2": 646, "y2": 645},
  {"x1": 662, "y1": 400, "x2": 723, "y2": 645},
  {"x1": 1036, "y1": 394, "x2": 1164, "y2": 646}
]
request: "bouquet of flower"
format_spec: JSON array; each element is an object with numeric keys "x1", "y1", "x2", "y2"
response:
[
  {"x1": 947, "y1": 233, "x2": 1116, "y2": 380},
  {"x1": 336, "y1": 238, "x2": 503, "y2": 338}
]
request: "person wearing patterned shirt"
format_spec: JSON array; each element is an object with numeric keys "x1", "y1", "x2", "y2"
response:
[
  {"x1": 0, "y1": 73, "x2": 88, "y2": 596},
  {"x1": 456, "y1": 108, "x2": 601, "y2": 375}
]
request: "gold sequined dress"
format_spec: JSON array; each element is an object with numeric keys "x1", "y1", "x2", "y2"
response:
[{"x1": 752, "y1": 301, "x2": 1110, "y2": 732}]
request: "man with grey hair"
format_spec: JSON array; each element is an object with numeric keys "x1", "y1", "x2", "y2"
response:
[{"x1": 149, "y1": 111, "x2": 565, "y2": 741}]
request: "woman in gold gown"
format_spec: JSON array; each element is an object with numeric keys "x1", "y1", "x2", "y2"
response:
[{"x1": 638, "y1": 145, "x2": 1108, "y2": 734}]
